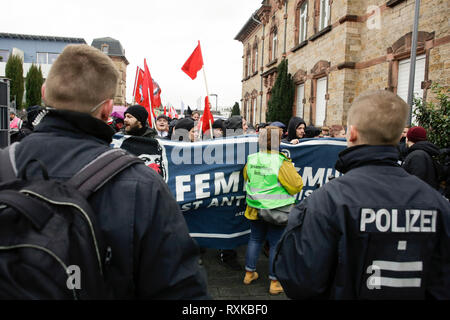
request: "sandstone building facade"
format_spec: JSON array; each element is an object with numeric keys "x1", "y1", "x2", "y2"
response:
[
  {"x1": 91, "y1": 37, "x2": 129, "y2": 106},
  {"x1": 235, "y1": 0, "x2": 449, "y2": 127}
]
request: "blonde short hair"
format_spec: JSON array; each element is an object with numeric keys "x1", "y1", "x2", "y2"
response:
[
  {"x1": 347, "y1": 90, "x2": 409, "y2": 145},
  {"x1": 45, "y1": 44, "x2": 119, "y2": 113},
  {"x1": 259, "y1": 126, "x2": 283, "y2": 151}
]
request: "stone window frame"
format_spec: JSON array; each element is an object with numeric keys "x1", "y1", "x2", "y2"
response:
[
  {"x1": 293, "y1": 69, "x2": 308, "y2": 117},
  {"x1": 308, "y1": 0, "x2": 333, "y2": 42},
  {"x1": 266, "y1": 90, "x2": 272, "y2": 117},
  {"x1": 252, "y1": 39, "x2": 259, "y2": 75},
  {"x1": 309, "y1": 60, "x2": 330, "y2": 126},
  {"x1": 250, "y1": 89, "x2": 259, "y2": 125},
  {"x1": 294, "y1": 0, "x2": 309, "y2": 48},
  {"x1": 387, "y1": 31, "x2": 434, "y2": 102},
  {"x1": 318, "y1": 0, "x2": 331, "y2": 32},
  {"x1": 268, "y1": 25, "x2": 279, "y2": 64},
  {"x1": 101, "y1": 44, "x2": 109, "y2": 54},
  {"x1": 243, "y1": 93, "x2": 250, "y2": 120},
  {"x1": 245, "y1": 45, "x2": 252, "y2": 78}
]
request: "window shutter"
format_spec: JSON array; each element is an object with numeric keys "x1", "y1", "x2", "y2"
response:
[
  {"x1": 296, "y1": 84, "x2": 305, "y2": 118},
  {"x1": 397, "y1": 54, "x2": 426, "y2": 103},
  {"x1": 253, "y1": 98, "x2": 257, "y2": 124},
  {"x1": 315, "y1": 77, "x2": 327, "y2": 126}
]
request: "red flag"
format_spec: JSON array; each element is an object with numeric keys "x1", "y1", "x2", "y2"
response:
[
  {"x1": 181, "y1": 41, "x2": 204, "y2": 80},
  {"x1": 201, "y1": 96, "x2": 214, "y2": 134},
  {"x1": 153, "y1": 79, "x2": 162, "y2": 107},
  {"x1": 133, "y1": 68, "x2": 147, "y2": 106},
  {"x1": 143, "y1": 59, "x2": 156, "y2": 127}
]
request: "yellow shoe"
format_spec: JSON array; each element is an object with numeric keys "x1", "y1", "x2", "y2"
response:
[
  {"x1": 269, "y1": 280, "x2": 284, "y2": 295},
  {"x1": 243, "y1": 271, "x2": 259, "y2": 285}
]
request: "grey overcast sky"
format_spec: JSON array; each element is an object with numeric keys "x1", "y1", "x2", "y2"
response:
[{"x1": 3, "y1": 0, "x2": 263, "y2": 110}]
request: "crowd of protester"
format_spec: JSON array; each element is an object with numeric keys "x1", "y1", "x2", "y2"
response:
[{"x1": 3, "y1": 44, "x2": 449, "y2": 300}]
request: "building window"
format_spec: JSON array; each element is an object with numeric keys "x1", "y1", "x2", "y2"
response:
[
  {"x1": 298, "y1": 2, "x2": 308, "y2": 43},
  {"x1": 253, "y1": 43, "x2": 258, "y2": 74},
  {"x1": 251, "y1": 97, "x2": 257, "y2": 125},
  {"x1": 246, "y1": 46, "x2": 251, "y2": 78},
  {"x1": 101, "y1": 44, "x2": 109, "y2": 54},
  {"x1": 272, "y1": 29, "x2": 278, "y2": 61},
  {"x1": 37, "y1": 52, "x2": 47, "y2": 64},
  {"x1": 315, "y1": 76, "x2": 327, "y2": 126},
  {"x1": 319, "y1": 0, "x2": 330, "y2": 31},
  {"x1": 48, "y1": 53, "x2": 59, "y2": 64},
  {"x1": 397, "y1": 54, "x2": 426, "y2": 124},
  {"x1": 0, "y1": 49, "x2": 9, "y2": 63},
  {"x1": 37, "y1": 52, "x2": 59, "y2": 65},
  {"x1": 243, "y1": 98, "x2": 248, "y2": 119},
  {"x1": 296, "y1": 83, "x2": 305, "y2": 118}
]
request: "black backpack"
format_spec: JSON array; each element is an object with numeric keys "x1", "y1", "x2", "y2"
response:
[{"x1": 0, "y1": 146, "x2": 142, "y2": 299}]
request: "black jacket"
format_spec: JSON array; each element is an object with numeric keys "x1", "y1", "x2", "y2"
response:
[
  {"x1": 13, "y1": 110, "x2": 209, "y2": 299},
  {"x1": 402, "y1": 141, "x2": 440, "y2": 189},
  {"x1": 274, "y1": 145, "x2": 450, "y2": 299}
]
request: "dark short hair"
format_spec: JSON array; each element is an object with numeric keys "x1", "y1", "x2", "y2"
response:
[{"x1": 157, "y1": 114, "x2": 169, "y2": 122}]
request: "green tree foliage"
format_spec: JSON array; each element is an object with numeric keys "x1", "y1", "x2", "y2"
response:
[
  {"x1": 5, "y1": 54, "x2": 24, "y2": 109},
  {"x1": 413, "y1": 83, "x2": 450, "y2": 149},
  {"x1": 231, "y1": 102, "x2": 240, "y2": 116},
  {"x1": 25, "y1": 64, "x2": 44, "y2": 107},
  {"x1": 265, "y1": 59, "x2": 295, "y2": 126}
]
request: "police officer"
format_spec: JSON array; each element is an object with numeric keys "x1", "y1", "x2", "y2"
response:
[{"x1": 274, "y1": 90, "x2": 450, "y2": 299}]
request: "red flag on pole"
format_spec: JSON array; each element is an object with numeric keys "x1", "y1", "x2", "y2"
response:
[
  {"x1": 152, "y1": 79, "x2": 162, "y2": 107},
  {"x1": 181, "y1": 41, "x2": 204, "y2": 80},
  {"x1": 201, "y1": 96, "x2": 214, "y2": 134},
  {"x1": 133, "y1": 68, "x2": 146, "y2": 106}
]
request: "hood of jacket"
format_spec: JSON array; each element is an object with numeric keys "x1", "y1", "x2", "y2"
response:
[
  {"x1": 408, "y1": 140, "x2": 440, "y2": 157},
  {"x1": 34, "y1": 108, "x2": 115, "y2": 144},
  {"x1": 287, "y1": 117, "x2": 306, "y2": 141},
  {"x1": 335, "y1": 144, "x2": 400, "y2": 174}
]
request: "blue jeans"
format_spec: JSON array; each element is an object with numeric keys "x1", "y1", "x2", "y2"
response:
[{"x1": 245, "y1": 219, "x2": 285, "y2": 280}]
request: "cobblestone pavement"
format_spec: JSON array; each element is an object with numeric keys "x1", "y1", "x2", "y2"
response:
[{"x1": 200, "y1": 245, "x2": 289, "y2": 300}]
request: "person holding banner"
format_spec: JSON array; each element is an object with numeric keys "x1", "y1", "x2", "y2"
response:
[
  {"x1": 243, "y1": 126, "x2": 303, "y2": 295},
  {"x1": 274, "y1": 90, "x2": 450, "y2": 299}
]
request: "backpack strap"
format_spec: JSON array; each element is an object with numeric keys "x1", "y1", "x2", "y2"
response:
[
  {"x1": 0, "y1": 143, "x2": 19, "y2": 183},
  {"x1": 67, "y1": 149, "x2": 143, "y2": 198}
]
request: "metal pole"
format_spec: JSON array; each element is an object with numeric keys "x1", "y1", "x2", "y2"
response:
[
  {"x1": 283, "y1": 0, "x2": 288, "y2": 55},
  {"x1": 407, "y1": 0, "x2": 421, "y2": 125}
]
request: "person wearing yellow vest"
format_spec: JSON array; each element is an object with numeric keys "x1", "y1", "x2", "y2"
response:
[{"x1": 242, "y1": 126, "x2": 303, "y2": 295}]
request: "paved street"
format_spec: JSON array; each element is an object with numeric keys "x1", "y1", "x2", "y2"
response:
[{"x1": 201, "y1": 245, "x2": 289, "y2": 300}]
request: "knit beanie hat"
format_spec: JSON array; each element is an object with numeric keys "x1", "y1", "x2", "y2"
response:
[
  {"x1": 124, "y1": 105, "x2": 148, "y2": 126},
  {"x1": 407, "y1": 126, "x2": 427, "y2": 143},
  {"x1": 175, "y1": 118, "x2": 195, "y2": 131}
]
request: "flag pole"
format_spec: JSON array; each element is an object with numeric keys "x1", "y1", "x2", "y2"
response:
[
  {"x1": 147, "y1": 86, "x2": 156, "y2": 128},
  {"x1": 132, "y1": 66, "x2": 139, "y2": 105},
  {"x1": 201, "y1": 47, "x2": 214, "y2": 140}
]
